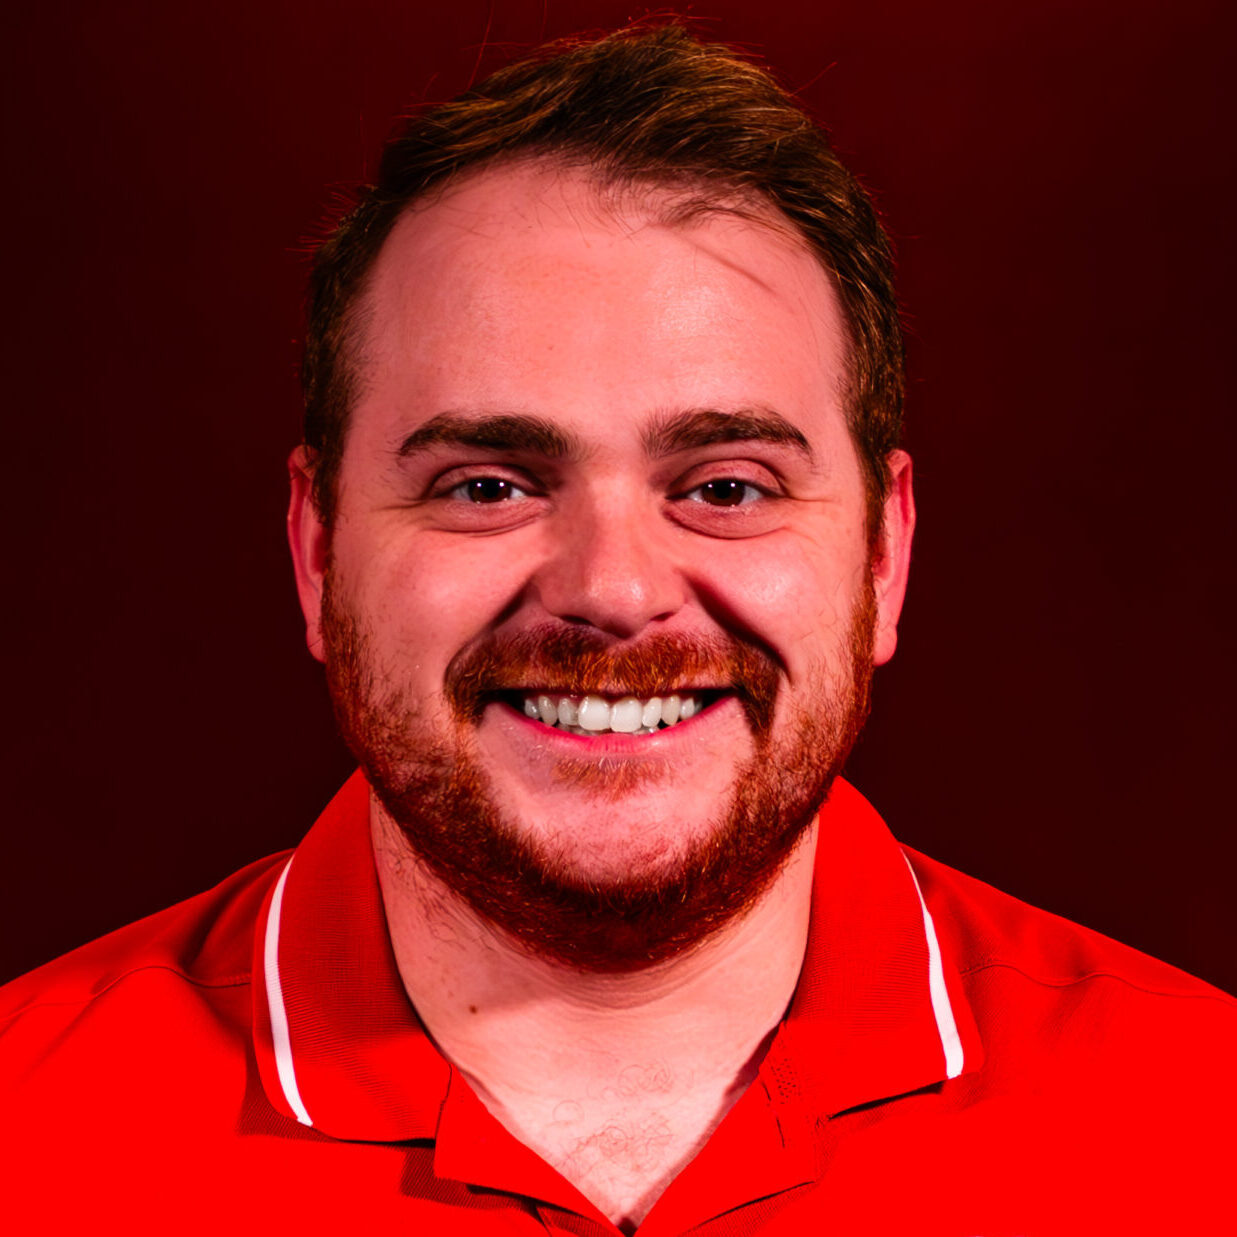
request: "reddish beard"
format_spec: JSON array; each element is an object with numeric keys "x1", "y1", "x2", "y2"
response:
[{"x1": 322, "y1": 579, "x2": 876, "y2": 972}]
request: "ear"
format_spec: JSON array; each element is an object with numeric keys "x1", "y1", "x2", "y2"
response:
[
  {"x1": 287, "y1": 445, "x2": 329, "y2": 663},
  {"x1": 871, "y1": 449, "x2": 916, "y2": 667}
]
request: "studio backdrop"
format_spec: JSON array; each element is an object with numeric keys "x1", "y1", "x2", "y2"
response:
[{"x1": 3, "y1": 0, "x2": 1233, "y2": 990}]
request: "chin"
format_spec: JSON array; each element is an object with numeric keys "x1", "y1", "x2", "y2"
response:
[{"x1": 513, "y1": 807, "x2": 719, "y2": 888}]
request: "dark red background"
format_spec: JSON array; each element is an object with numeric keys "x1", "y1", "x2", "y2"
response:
[{"x1": 3, "y1": 0, "x2": 1233, "y2": 990}]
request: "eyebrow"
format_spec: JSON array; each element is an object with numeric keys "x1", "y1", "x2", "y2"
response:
[
  {"x1": 394, "y1": 405, "x2": 813, "y2": 463},
  {"x1": 643, "y1": 407, "x2": 814, "y2": 461},
  {"x1": 396, "y1": 412, "x2": 582, "y2": 460}
]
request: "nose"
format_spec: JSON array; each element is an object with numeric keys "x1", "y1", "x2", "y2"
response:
[{"x1": 532, "y1": 494, "x2": 687, "y2": 638}]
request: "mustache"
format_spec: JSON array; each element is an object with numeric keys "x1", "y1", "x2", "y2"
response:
[{"x1": 445, "y1": 625, "x2": 781, "y2": 735}]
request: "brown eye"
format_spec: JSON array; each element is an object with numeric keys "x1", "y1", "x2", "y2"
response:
[
  {"x1": 465, "y1": 477, "x2": 517, "y2": 503},
  {"x1": 699, "y1": 479, "x2": 753, "y2": 506}
]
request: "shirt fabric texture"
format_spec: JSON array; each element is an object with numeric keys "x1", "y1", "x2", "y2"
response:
[{"x1": 2, "y1": 771, "x2": 1232, "y2": 1234}]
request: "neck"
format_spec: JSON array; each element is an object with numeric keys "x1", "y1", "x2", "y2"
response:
[{"x1": 372, "y1": 799, "x2": 817, "y2": 1229}]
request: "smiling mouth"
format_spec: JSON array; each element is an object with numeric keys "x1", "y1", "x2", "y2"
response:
[{"x1": 507, "y1": 691, "x2": 722, "y2": 736}]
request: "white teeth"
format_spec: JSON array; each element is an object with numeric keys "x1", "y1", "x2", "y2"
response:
[
  {"x1": 518, "y1": 691, "x2": 708, "y2": 734},
  {"x1": 610, "y1": 698, "x2": 643, "y2": 733},
  {"x1": 579, "y1": 696, "x2": 612, "y2": 731}
]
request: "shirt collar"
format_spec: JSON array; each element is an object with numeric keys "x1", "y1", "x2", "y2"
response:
[
  {"x1": 763, "y1": 778, "x2": 982, "y2": 1117},
  {"x1": 252, "y1": 772, "x2": 982, "y2": 1143},
  {"x1": 252, "y1": 769, "x2": 449, "y2": 1140}
]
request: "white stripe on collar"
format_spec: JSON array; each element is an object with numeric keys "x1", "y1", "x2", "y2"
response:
[
  {"x1": 902, "y1": 852, "x2": 966, "y2": 1079},
  {"x1": 264, "y1": 856, "x2": 313, "y2": 1126}
]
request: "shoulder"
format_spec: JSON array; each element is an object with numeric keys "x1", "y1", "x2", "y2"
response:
[
  {"x1": 0, "y1": 850, "x2": 289, "y2": 1059},
  {"x1": 907, "y1": 845, "x2": 1236, "y2": 1058},
  {"x1": 0, "y1": 851, "x2": 303, "y2": 1225},
  {"x1": 894, "y1": 850, "x2": 1236, "y2": 1223}
]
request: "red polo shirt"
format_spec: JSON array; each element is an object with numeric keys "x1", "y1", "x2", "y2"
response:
[{"x1": 2, "y1": 773, "x2": 1232, "y2": 1233}]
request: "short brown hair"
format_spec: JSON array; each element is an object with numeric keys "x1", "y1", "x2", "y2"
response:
[{"x1": 302, "y1": 22, "x2": 904, "y2": 533}]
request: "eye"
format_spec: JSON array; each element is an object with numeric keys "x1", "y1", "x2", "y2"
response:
[
  {"x1": 684, "y1": 478, "x2": 766, "y2": 507},
  {"x1": 426, "y1": 468, "x2": 546, "y2": 532},
  {"x1": 667, "y1": 467, "x2": 786, "y2": 538},
  {"x1": 448, "y1": 476, "x2": 531, "y2": 504}
]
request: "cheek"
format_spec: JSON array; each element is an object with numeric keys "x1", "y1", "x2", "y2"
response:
[
  {"x1": 341, "y1": 530, "x2": 536, "y2": 662},
  {"x1": 699, "y1": 534, "x2": 868, "y2": 666}
]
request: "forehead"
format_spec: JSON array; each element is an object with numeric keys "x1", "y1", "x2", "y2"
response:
[{"x1": 352, "y1": 160, "x2": 850, "y2": 445}]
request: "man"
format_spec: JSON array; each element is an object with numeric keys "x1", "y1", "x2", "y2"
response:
[{"x1": 2, "y1": 24, "x2": 1232, "y2": 1234}]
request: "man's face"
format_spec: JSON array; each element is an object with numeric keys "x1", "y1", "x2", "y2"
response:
[{"x1": 289, "y1": 162, "x2": 913, "y2": 968}]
